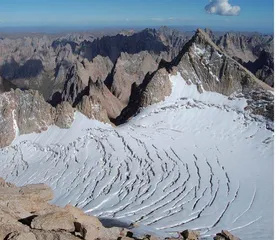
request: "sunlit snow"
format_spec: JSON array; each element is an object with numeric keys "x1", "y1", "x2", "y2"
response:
[{"x1": 0, "y1": 73, "x2": 273, "y2": 239}]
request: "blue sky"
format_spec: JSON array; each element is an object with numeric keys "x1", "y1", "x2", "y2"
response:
[{"x1": 0, "y1": 0, "x2": 274, "y2": 32}]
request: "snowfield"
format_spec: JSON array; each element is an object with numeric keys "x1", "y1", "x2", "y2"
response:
[{"x1": 0, "y1": 73, "x2": 273, "y2": 239}]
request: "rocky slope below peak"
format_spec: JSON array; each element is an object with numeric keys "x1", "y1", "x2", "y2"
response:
[
  {"x1": 205, "y1": 29, "x2": 274, "y2": 86},
  {"x1": 172, "y1": 29, "x2": 271, "y2": 95}
]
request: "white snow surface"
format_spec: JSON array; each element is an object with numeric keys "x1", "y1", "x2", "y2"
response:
[{"x1": 0, "y1": 73, "x2": 273, "y2": 239}]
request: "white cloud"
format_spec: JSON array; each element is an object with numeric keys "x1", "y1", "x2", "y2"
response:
[{"x1": 205, "y1": 0, "x2": 241, "y2": 16}]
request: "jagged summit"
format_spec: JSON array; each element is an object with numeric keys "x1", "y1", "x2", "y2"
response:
[{"x1": 171, "y1": 28, "x2": 272, "y2": 95}]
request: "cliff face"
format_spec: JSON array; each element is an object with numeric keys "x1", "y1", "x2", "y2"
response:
[
  {"x1": 174, "y1": 29, "x2": 268, "y2": 95},
  {"x1": 0, "y1": 89, "x2": 76, "y2": 148},
  {"x1": 0, "y1": 89, "x2": 56, "y2": 147},
  {"x1": 110, "y1": 51, "x2": 159, "y2": 106},
  {"x1": 0, "y1": 77, "x2": 16, "y2": 94},
  {"x1": 207, "y1": 30, "x2": 274, "y2": 86}
]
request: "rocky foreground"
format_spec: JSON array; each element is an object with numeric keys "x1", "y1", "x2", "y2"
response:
[{"x1": 0, "y1": 178, "x2": 239, "y2": 240}]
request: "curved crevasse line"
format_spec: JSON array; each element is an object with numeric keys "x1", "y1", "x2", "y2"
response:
[{"x1": 232, "y1": 186, "x2": 257, "y2": 224}]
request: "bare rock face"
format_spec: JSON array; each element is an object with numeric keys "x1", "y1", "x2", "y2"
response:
[
  {"x1": 243, "y1": 87, "x2": 274, "y2": 121},
  {"x1": 0, "y1": 89, "x2": 56, "y2": 148},
  {"x1": 6, "y1": 232, "x2": 37, "y2": 240},
  {"x1": 14, "y1": 89, "x2": 56, "y2": 135},
  {"x1": 140, "y1": 68, "x2": 171, "y2": 107},
  {"x1": 0, "y1": 183, "x2": 54, "y2": 219},
  {"x1": 61, "y1": 63, "x2": 88, "y2": 105},
  {"x1": 82, "y1": 56, "x2": 113, "y2": 83},
  {"x1": 7, "y1": 229, "x2": 82, "y2": 240},
  {"x1": 111, "y1": 51, "x2": 159, "y2": 106},
  {"x1": 60, "y1": 56, "x2": 113, "y2": 105},
  {"x1": 88, "y1": 79, "x2": 124, "y2": 120},
  {"x1": 215, "y1": 32, "x2": 273, "y2": 63},
  {"x1": 173, "y1": 29, "x2": 271, "y2": 96},
  {"x1": 215, "y1": 32, "x2": 257, "y2": 63},
  {"x1": 0, "y1": 209, "x2": 30, "y2": 240},
  {"x1": 55, "y1": 101, "x2": 75, "y2": 128},
  {"x1": 0, "y1": 36, "x2": 58, "y2": 100},
  {"x1": 76, "y1": 95, "x2": 110, "y2": 123},
  {"x1": 18, "y1": 183, "x2": 54, "y2": 203},
  {"x1": 0, "y1": 76, "x2": 16, "y2": 94},
  {"x1": 0, "y1": 92, "x2": 16, "y2": 148},
  {"x1": 30, "y1": 211, "x2": 75, "y2": 232},
  {"x1": 243, "y1": 50, "x2": 274, "y2": 87},
  {"x1": 211, "y1": 30, "x2": 274, "y2": 87}
]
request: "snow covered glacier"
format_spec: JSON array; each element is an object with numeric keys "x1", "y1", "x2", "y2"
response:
[{"x1": 0, "y1": 73, "x2": 273, "y2": 239}]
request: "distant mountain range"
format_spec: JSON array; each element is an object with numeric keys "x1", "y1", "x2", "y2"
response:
[{"x1": 0, "y1": 26, "x2": 273, "y2": 147}]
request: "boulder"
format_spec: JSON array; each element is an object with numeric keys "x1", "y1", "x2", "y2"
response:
[
  {"x1": 214, "y1": 230, "x2": 240, "y2": 240},
  {"x1": 30, "y1": 211, "x2": 75, "y2": 232},
  {"x1": 65, "y1": 205, "x2": 123, "y2": 240},
  {"x1": 181, "y1": 230, "x2": 200, "y2": 240}
]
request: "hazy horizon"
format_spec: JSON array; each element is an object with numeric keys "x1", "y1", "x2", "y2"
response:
[
  {"x1": 0, "y1": 0, "x2": 273, "y2": 34},
  {"x1": 0, "y1": 24, "x2": 273, "y2": 35}
]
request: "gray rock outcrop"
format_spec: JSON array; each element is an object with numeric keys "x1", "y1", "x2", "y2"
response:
[
  {"x1": 54, "y1": 101, "x2": 75, "y2": 128},
  {"x1": 0, "y1": 77, "x2": 16, "y2": 94},
  {"x1": 140, "y1": 68, "x2": 171, "y2": 107},
  {"x1": 76, "y1": 95, "x2": 110, "y2": 123},
  {"x1": 211, "y1": 30, "x2": 274, "y2": 86},
  {"x1": 110, "y1": 51, "x2": 159, "y2": 106},
  {"x1": 171, "y1": 29, "x2": 272, "y2": 95},
  {"x1": 0, "y1": 89, "x2": 56, "y2": 148},
  {"x1": 88, "y1": 79, "x2": 124, "y2": 120}
]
